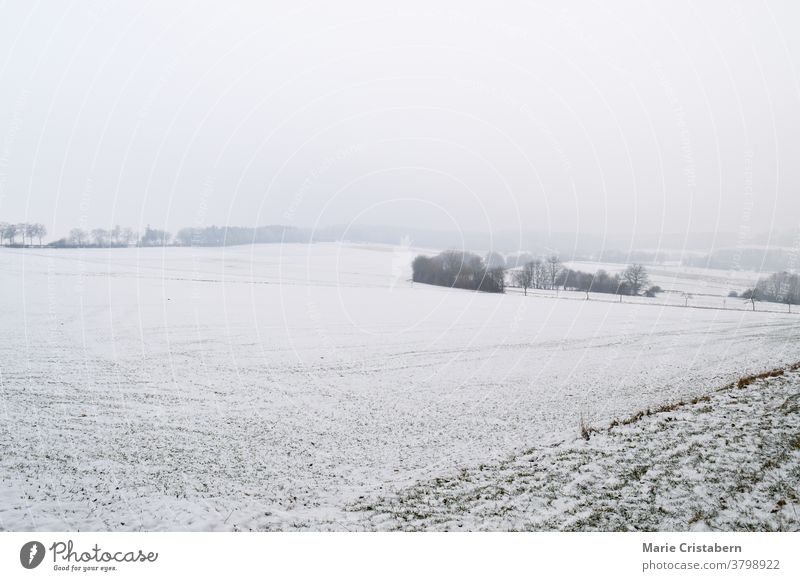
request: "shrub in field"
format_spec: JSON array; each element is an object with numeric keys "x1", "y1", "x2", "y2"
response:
[{"x1": 412, "y1": 250, "x2": 505, "y2": 293}]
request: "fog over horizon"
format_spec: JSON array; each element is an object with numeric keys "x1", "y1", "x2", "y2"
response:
[{"x1": 1, "y1": 0, "x2": 799, "y2": 253}]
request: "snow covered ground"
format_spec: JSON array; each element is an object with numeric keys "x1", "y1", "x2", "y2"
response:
[
  {"x1": 353, "y1": 366, "x2": 800, "y2": 531},
  {"x1": 1, "y1": 243, "x2": 798, "y2": 531}
]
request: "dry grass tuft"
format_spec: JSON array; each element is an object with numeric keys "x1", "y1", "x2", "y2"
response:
[
  {"x1": 608, "y1": 362, "x2": 799, "y2": 432},
  {"x1": 736, "y1": 369, "x2": 785, "y2": 389}
]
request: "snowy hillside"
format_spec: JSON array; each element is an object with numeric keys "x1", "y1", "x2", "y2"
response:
[
  {"x1": 1, "y1": 243, "x2": 798, "y2": 531},
  {"x1": 353, "y1": 366, "x2": 800, "y2": 531}
]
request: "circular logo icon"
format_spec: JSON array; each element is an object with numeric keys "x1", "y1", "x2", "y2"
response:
[{"x1": 20, "y1": 541, "x2": 46, "y2": 569}]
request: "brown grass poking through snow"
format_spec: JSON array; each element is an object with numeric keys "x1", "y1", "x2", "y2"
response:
[
  {"x1": 605, "y1": 363, "x2": 799, "y2": 433},
  {"x1": 351, "y1": 362, "x2": 800, "y2": 531},
  {"x1": 735, "y1": 368, "x2": 785, "y2": 389}
]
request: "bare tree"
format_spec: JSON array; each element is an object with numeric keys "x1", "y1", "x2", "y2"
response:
[
  {"x1": 546, "y1": 255, "x2": 561, "y2": 290},
  {"x1": 3, "y1": 223, "x2": 18, "y2": 245},
  {"x1": 529, "y1": 259, "x2": 547, "y2": 289},
  {"x1": 122, "y1": 227, "x2": 136, "y2": 246},
  {"x1": 110, "y1": 225, "x2": 122, "y2": 246},
  {"x1": 18, "y1": 223, "x2": 29, "y2": 246},
  {"x1": 19, "y1": 223, "x2": 30, "y2": 245},
  {"x1": 622, "y1": 263, "x2": 649, "y2": 296},
  {"x1": 91, "y1": 228, "x2": 110, "y2": 247},
  {"x1": 34, "y1": 224, "x2": 47, "y2": 246},
  {"x1": 140, "y1": 225, "x2": 171, "y2": 247},
  {"x1": 69, "y1": 228, "x2": 87, "y2": 247},
  {"x1": 513, "y1": 262, "x2": 535, "y2": 296},
  {"x1": 741, "y1": 288, "x2": 758, "y2": 311},
  {"x1": 25, "y1": 223, "x2": 36, "y2": 246}
]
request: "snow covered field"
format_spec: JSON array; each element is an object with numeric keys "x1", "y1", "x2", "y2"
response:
[{"x1": 1, "y1": 243, "x2": 798, "y2": 531}]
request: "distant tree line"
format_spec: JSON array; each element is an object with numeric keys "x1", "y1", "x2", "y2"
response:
[
  {"x1": 0, "y1": 222, "x2": 47, "y2": 246},
  {"x1": 3, "y1": 223, "x2": 310, "y2": 249},
  {"x1": 48, "y1": 225, "x2": 174, "y2": 248},
  {"x1": 512, "y1": 256, "x2": 658, "y2": 298},
  {"x1": 412, "y1": 250, "x2": 505, "y2": 293},
  {"x1": 592, "y1": 249, "x2": 671, "y2": 265},
  {"x1": 736, "y1": 271, "x2": 800, "y2": 309},
  {"x1": 686, "y1": 248, "x2": 797, "y2": 272},
  {"x1": 174, "y1": 225, "x2": 307, "y2": 246},
  {"x1": 558, "y1": 263, "x2": 657, "y2": 297},
  {"x1": 412, "y1": 250, "x2": 659, "y2": 299},
  {"x1": 511, "y1": 256, "x2": 564, "y2": 295},
  {"x1": 558, "y1": 268, "x2": 623, "y2": 295},
  {"x1": 49, "y1": 225, "x2": 146, "y2": 248}
]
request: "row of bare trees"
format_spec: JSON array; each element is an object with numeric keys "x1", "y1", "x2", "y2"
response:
[
  {"x1": 48, "y1": 225, "x2": 171, "y2": 248},
  {"x1": 559, "y1": 264, "x2": 655, "y2": 297},
  {"x1": 1, "y1": 221, "x2": 177, "y2": 248},
  {"x1": 9, "y1": 222, "x2": 311, "y2": 249},
  {"x1": 513, "y1": 257, "x2": 656, "y2": 298},
  {"x1": 0, "y1": 222, "x2": 48, "y2": 246},
  {"x1": 412, "y1": 249, "x2": 656, "y2": 300},
  {"x1": 511, "y1": 256, "x2": 563, "y2": 295},
  {"x1": 736, "y1": 271, "x2": 800, "y2": 311}
]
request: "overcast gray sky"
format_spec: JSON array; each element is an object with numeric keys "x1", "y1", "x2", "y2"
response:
[{"x1": 1, "y1": 0, "x2": 798, "y2": 249}]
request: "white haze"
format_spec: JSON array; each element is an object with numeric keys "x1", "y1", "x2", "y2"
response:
[{"x1": 0, "y1": 0, "x2": 799, "y2": 252}]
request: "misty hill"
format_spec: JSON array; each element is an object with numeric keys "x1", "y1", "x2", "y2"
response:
[{"x1": 684, "y1": 247, "x2": 799, "y2": 272}]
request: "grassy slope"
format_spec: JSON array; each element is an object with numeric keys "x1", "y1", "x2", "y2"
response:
[{"x1": 352, "y1": 368, "x2": 800, "y2": 531}]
